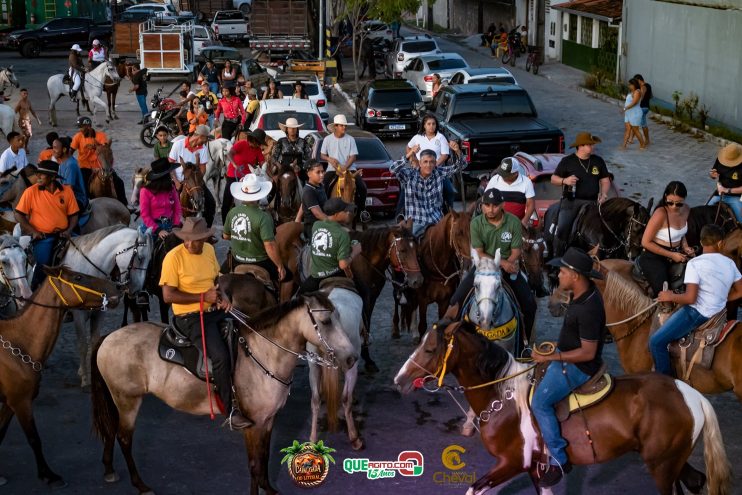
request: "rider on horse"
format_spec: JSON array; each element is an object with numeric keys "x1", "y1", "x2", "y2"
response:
[
  {"x1": 651, "y1": 224, "x2": 742, "y2": 376},
  {"x1": 272, "y1": 117, "x2": 313, "y2": 183},
  {"x1": 299, "y1": 160, "x2": 329, "y2": 239},
  {"x1": 160, "y1": 217, "x2": 253, "y2": 430},
  {"x1": 14, "y1": 160, "x2": 79, "y2": 289},
  {"x1": 68, "y1": 44, "x2": 85, "y2": 102},
  {"x1": 139, "y1": 158, "x2": 182, "y2": 239},
  {"x1": 87, "y1": 40, "x2": 106, "y2": 70},
  {"x1": 485, "y1": 157, "x2": 536, "y2": 228},
  {"x1": 533, "y1": 247, "x2": 607, "y2": 487},
  {"x1": 708, "y1": 143, "x2": 742, "y2": 222},
  {"x1": 53, "y1": 136, "x2": 89, "y2": 214}
]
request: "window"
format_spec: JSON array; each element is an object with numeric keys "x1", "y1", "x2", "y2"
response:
[
  {"x1": 450, "y1": 92, "x2": 536, "y2": 119},
  {"x1": 550, "y1": 22, "x2": 555, "y2": 36},
  {"x1": 369, "y1": 89, "x2": 422, "y2": 106},
  {"x1": 401, "y1": 41, "x2": 437, "y2": 53},
  {"x1": 450, "y1": 74, "x2": 462, "y2": 84},
  {"x1": 262, "y1": 112, "x2": 319, "y2": 130},
  {"x1": 469, "y1": 76, "x2": 516, "y2": 84},
  {"x1": 216, "y1": 10, "x2": 243, "y2": 21},
  {"x1": 278, "y1": 82, "x2": 320, "y2": 96},
  {"x1": 581, "y1": 17, "x2": 593, "y2": 46},
  {"x1": 568, "y1": 14, "x2": 577, "y2": 41},
  {"x1": 355, "y1": 139, "x2": 390, "y2": 161},
  {"x1": 427, "y1": 58, "x2": 467, "y2": 70}
]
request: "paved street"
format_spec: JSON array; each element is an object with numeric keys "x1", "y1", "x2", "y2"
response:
[{"x1": 0, "y1": 29, "x2": 739, "y2": 495}]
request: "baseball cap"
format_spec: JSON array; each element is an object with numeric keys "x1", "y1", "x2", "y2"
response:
[
  {"x1": 481, "y1": 188, "x2": 504, "y2": 205},
  {"x1": 495, "y1": 157, "x2": 519, "y2": 176},
  {"x1": 324, "y1": 198, "x2": 357, "y2": 215}
]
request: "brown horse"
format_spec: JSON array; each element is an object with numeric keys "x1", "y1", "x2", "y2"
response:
[
  {"x1": 330, "y1": 168, "x2": 358, "y2": 204},
  {"x1": 88, "y1": 141, "x2": 116, "y2": 200},
  {"x1": 0, "y1": 267, "x2": 118, "y2": 488},
  {"x1": 394, "y1": 321, "x2": 731, "y2": 495},
  {"x1": 179, "y1": 160, "x2": 206, "y2": 219},
  {"x1": 550, "y1": 258, "x2": 742, "y2": 403},
  {"x1": 101, "y1": 59, "x2": 127, "y2": 121},
  {"x1": 522, "y1": 222, "x2": 549, "y2": 297},
  {"x1": 271, "y1": 162, "x2": 301, "y2": 225}
]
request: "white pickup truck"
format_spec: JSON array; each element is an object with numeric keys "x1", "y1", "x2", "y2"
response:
[{"x1": 211, "y1": 10, "x2": 248, "y2": 44}]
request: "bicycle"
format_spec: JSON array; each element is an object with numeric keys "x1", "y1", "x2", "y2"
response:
[
  {"x1": 525, "y1": 45, "x2": 540, "y2": 75},
  {"x1": 501, "y1": 39, "x2": 517, "y2": 67}
]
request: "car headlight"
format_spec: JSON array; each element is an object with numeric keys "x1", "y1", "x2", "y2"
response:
[
  {"x1": 151, "y1": 110, "x2": 158, "y2": 119},
  {"x1": 412, "y1": 109, "x2": 418, "y2": 116}
]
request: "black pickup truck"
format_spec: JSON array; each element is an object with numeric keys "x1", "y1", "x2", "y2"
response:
[
  {"x1": 430, "y1": 84, "x2": 564, "y2": 177},
  {"x1": 7, "y1": 17, "x2": 112, "y2": 58}
]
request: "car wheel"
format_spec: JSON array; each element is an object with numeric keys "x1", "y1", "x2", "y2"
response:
[
  {"x1": 21, "y1": 40, "x2": 40, "y2": 58},
  {"x1": 240, "y1": 4, "x2": 251, "y2": 16}
]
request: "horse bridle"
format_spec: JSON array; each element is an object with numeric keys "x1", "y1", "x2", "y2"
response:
[
  {"x1": 83, "y1": 62, "x2": 120, "y2": 91},
  {"x1": 471, "y1": 269, "x2": 502, "y2": 318},
  {"x1": 68, "y1": 237, "x2": 150, "y2": 290},
  {"x1": 597, "y1": 202, "x2": 647, "y2": 258},
  {"x1": 427, "y1": 216, "x2": 470, "y2": 285},
  {"x1": 0, "y1": 244, "x2": 28, "y2": 297},
  {"x1": 388, "y1": 235, "x2": 421, "y2": 282},
  {"x1": 180, "y1": 178, "x2": 204, "y2": 215}
]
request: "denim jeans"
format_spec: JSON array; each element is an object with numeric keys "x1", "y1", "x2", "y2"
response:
[
  {"x1": 443, "y1": 178, "x2": 457, "y2": 207},
  {"x1": 136, "y1": 94, "x2": 148, "y2": 117},
  {"x1": 412, "y1": 221, "x2": 432, "y2": 239},
  {"x1": 209, "y1": 82, "x2": 219, "y2": 95},
  {"x1": 708, "y1": 194, "x2": 742, "y2": 223},
  {"x1": 650, "y1": 305, "x2": 708, "y2": 375},
  {"x1": 31, "y1": 236, "x2": 57, "y2": 290},
  {"x1": 640, "y1": 107, "x2": 649, "y2": 127},
  {"x1": 531, "y1": 360, "x2": 590, "y2": 466}
]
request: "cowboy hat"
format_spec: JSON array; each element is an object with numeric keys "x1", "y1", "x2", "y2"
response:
[
  {"x1": 717, "y1": 143, "x2": 742, "y2": 168},
  {"x1": 249, "y1": 128, "x2": 267, "y2": 146},
  {"x1": 36, "y1": 160, "x2": 59, "y2": 176},
  {"x1": 173, "y1": 217, "x2": 215, "y2": 241},
  {"x1": 70, "y1": 44, "x2": 82, "y2": 52},
  {"x1": 547, "y1": 247, "x2": 603, "y2": 279},
  {"x1": 230, "y1": 173, "x2": 273, "y2": 202},
  {"x1": 328, "y1": 114, "x2": 354, "y2": 132},
  {"x1": 92, "y1": 39, "x2": 101, "y2": 46},
  {"x1": 146, "y1": 157, "x2": 178, "y2": 182},
  {"x1": 278, "y1": 117, "x2": 304, "y2": 131},
  {"x1": 569, "y1": 132, "x2": 602, "y2": 148}
]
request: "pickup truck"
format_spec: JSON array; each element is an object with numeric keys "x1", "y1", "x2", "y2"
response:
[
  {"x1": 7, "y1": 17, "x2": 112, "y2": 58},
  {"x1": 211, "y1": 10, "x2": 248, "y2": 44},
  {"x1": 430, "y1": 83, "x2": 564, "y2": 177}
]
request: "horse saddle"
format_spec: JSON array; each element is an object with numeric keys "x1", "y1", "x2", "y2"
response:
[
  {"x1": 632, "y1": 256, "x2": 685, "y2": 294},
  {"x1": 233, "y1": 263, "x2": 275, "y2": 291},
  {"x1": 158, "y1": 318, "x2": 237, "y2": 382},
  {"x1": 463, "y1": 283, "x2": 519, "y2": 342},
  {"x1": 669, "y1": 309, "x2": 737, "y2": 379},
  {"x1": 529, "y1": 361, "x2": 614, "y2": 422},
  {"x1": 298, "y1": 245, "x2": 312, "y2": 283},
  {"x1": 320, "y1": 276, "x2": 357, "y2": 294}
]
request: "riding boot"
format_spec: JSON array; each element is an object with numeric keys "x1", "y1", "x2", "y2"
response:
[{"x1": 69, "y1": 89, "x2": 78, "y2": 102}]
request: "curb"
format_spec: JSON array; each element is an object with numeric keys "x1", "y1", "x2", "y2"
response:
[{"x1": 333, "y1": 82, "x2": 355, "y2": 111}]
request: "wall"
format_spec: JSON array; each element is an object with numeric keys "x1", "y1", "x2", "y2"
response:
[
  {"x1": 623, "y1": 0, "x2": 742, "y2": 129},
  {"x1": 424, "y1": 0, "x2": 515, "y2": 34}
]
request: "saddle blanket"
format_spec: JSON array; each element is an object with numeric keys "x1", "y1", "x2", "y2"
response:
[{"x1": 529, "y1": 362, "x2": 614, "y2": 421}]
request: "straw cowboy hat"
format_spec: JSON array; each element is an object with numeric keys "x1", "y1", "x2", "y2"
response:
[
  {"x1": 230, "y1": 173, "x2": 273, "y2": 202},
  {"x1": 328, "y1": 114, "x2": 354, "y2": 132},
  {"x1": 278, "y1": 117, "x2": 304, "y2": 132},
  {"x1": 717, "y1": 143, "x2": 742, "y2": 168},
  {"x1": 569, "y1": 132, "x2": 602, "y2": 148},
  {"x1": 146, "y1": 157, "x2": 178, "y2": 182},
  {"x1": 173, "y1": 217, "x2": 215, "y2": 241}
]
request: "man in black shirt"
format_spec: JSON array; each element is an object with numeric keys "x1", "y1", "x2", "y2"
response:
[
  {"x1": 634, "y1": 74, "x2": 652, "y2": 146},
  {"x1": 299, "y1": 160, "x2": 328, "y2": 238},
  {"x1": 709, "y1": 143, "x2": 742, "y2": 222},
  {"x1": 532, "y1": 247, "x2": 606, "y2": 487},
  {"x1": 546, "y1": 132, "x2": 611, "y2": 257}
]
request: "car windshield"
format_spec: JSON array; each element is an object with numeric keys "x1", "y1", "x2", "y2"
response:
[
  {"x1": 355, "y1": 139, "x2": 390, "y2": 161},
  {"x1": 469, "y1": 76, "x2": 516, "y2": 84},
  {"x1": 402, "y1": 41, "x2": 436, "y2": 53},
  {"x1": 263, "y1": 112, "x2": 318, "y2": 130},
  {"x1": 451, "y1": 92, "x2": 535, "y2": 118},
  {"x1": 216, "y1": 11, "x2": 243, "y2": 20},
  {"x1": 369, "y1": 89, "x2": 421, "y2": 106},
  {"x1": 278, "y1": 83, "x2": 320, "y2": 96},
  {"x1": 427, "y1": 58, "x2": 466, "y2": 70}
]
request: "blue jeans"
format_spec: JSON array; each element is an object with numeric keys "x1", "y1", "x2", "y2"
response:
[
  {"x1": 136, "y1": 94, "x2": 148, "y2": 117},
  {"x1": 708, "y1": 194, "x2": 742, "y2": 223},
  {"x1": 443, "y1": 178, "x2": 457, "y2": 207},
  {"x1": 531, "y1": 360, "x2": 590, "y2": 466},
  {"x1": 209, "y1": 82, "x2": 219, "y2": 95},
  {"x1": 650, "y1": 305, "x2": 708, "y2": 376},
  {"x1": 31, "y1": 236, "x2": 57, "y2": 290},
  {"x1": 412, "y1": 221, "x2": 432, "y2": 239},
  {"x1": 640, "y1": 107, "x2": 649, "y2": 127}
]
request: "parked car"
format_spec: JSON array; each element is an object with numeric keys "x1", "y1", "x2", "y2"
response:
[
  {"x1": 125, "y1": 3, "x2": 179, "y2": 23},
  {"x1": 247, "y1": 98, "x2": 326, "y2": 141},
  {"x1": 275, "y1": 73, "x2": 330, "y2": 124},
  {"x1": 361, "y1": 20, "x2": 393, "y2": 43},
  {"x1": 449, "y1": 67, "x2": 518, "y2": 86},
  {"x1": 401, "y1": 52, "x2": 469, "y2": 101},
  {"x1": 7, "y1": 17, "x2": 112, "y2": 58},
  {"x1": 233, "y1": 0, "x2": 252, "y2": 15},
  {"x1": 211, "y1": 10, "x2": 248, "y2": 44},
  {"x1": 312, "y1": 129, "x2": 399, "y2": 215},
  {"x1": 192, "y1": 24, "x2": 219, "y2": 57},
  {"x1": 354, "y1": 79, "x2": 425, "y2": 138},
  {"x1": 386, "y1": 34, "x2": 440, "y2": 78},
  {"x1": 239, "y1": 58, "x2": 271, "y2": 90}
]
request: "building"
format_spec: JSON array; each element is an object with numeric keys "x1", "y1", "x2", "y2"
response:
[{"x1": 415, "y1": 0, "x2": 517, "y2": 35}]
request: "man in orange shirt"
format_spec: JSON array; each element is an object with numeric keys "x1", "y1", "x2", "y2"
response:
[
  {"x1": 15, "y1": 160, "x2": 79, "y2": 289},
  {"x1": 37, "y1": 132, "x2": 59, "y2": 163}
]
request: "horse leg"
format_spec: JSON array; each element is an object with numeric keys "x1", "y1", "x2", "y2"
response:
[
  {"x1": 0, "y1": 403, "x2": 15, "y2": 445},
  {"x1": 242, "y1": 426, "x2": 279, "y2": 495},
  {"x1": 461, "y1": 406, "x2": 477, "y2": 437},
  {"x1": 465, "y1": 459, "x2": 524, "y2": 495},
  {"x1": 418, "y1": 298, "x2": 429, "y2": 340},
  {"x1": 73, "y1": 311, "x2": 92, "y2": 389},
  {"x1": 49, "y1": 94, "x2": 63, "y2": 127},
  {"x1": 392, "y1": 293, "x2": 401, "y2": 339},
  {"x1": 112, "y1": 88, "x2": 119, "y2": 119},
  {"x1": 114, "y1": 395, "x2": 152, "y2": 494},
  {"x1": 343, "y1": 364, "x2": 364, "y2": 450},
  {"x1": 645, "y1": 458, "x2": 685, "y2": 495},
  {"x1": 11, "y1": 399, "x2": 65, "y2": 487},
  {"x1": 309, "y1": 363, "x2": 321, "y2": 443}
]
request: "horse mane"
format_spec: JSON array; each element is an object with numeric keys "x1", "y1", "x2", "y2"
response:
[
  {"x1": 600, "y1": 197, "x2": 639, "y2": 217},
  {"x1": 458, "y1": 321, "x2": 512, "y2": 380},
  {"x1": 247, "y1": 292, "x2": 334, "y2": 332},
  {"x1": 603, "y1": 269, "x2": 652, "y2": 315},
  {"x1": 72, "y1": 225, "x2": 127, "y2": 252},
  {"x1": 352, "y1": 225, "x2": 392, "y2": 248}
]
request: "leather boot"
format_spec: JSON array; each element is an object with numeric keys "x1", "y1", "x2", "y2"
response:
[{"x1": 227, "y1": 409, "x2": 254, "y2": 430}]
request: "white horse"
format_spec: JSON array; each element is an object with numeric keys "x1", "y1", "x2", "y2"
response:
[
  {"x1": 58, "y1": 225, "x2": 154, "y2": 388},
  {"x1": 0, "y1": 67, "x2": 19, "y2": 136},
  {"x1": 308, "y1": 286, "x2": 365, "y2": 450},
  {"x1": 47, "y1": 60, "x2": 120, "y2": 127},
  {"x1": 172, "y1": 135, "x2": 232, "y2": 209},
  {"x1": 0, "y1": 231, "x2": 32, "y2": 318}
]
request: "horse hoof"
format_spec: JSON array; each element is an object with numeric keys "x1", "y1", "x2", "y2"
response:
[
  {"x1": 114, "y1": 115, "x2": 119, "y2": 120},
  {"x1": 103, "y1": 472, "x2": 120, "y2": 483},
  {"x1": 460, "y1": 424, "x2": 476, "y2": 437},
  {"x1": 351, "y1": 438, "x2": 365, "y2": 451}
]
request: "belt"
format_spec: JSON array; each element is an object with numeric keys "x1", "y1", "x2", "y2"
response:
[{"x1": 176, "y1": 306, "x2": 218, "y2": 318}]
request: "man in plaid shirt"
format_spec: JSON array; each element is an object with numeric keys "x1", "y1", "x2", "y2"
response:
[{"x1": 391, "y1": 140, "x2": 465, "y2": 237}]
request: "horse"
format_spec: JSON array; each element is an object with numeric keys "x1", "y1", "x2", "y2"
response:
[
  {"x1": 60, "y1": 225, "x2": 153, "y2": 388},
  {"x1": 179, "y1": 159, "x2": 206, "y2": 219},
  {"x1": 271, "y1": 162, "x2": 301, "y2": 225},
  {"x1": 47, "y1": 60, "x2": 121, "y2": 127},
  {"x1": 0, "y1": 66, "x2": 19, "y2": 96},
  {"x1": 0, "y1": 67, "x2": 19, "y2": 137},
  {"x1": 88, "y1": 141, "x2": 117, "y2": 200},
  {"x1": 91, "y1": 294, "x2": 357, "y2": 495},
  {"x1": 687, "y1": 203, "x2": 738, "y2": 252},
  {"x1": 172, "y1": 135, "x2": 232, "y2": 209},
  {"x1": 522, "y1": 222, "x2": 548, "y2": 297},
  {"x1": 101, "y1": 59, "x2": 127, "y2": 121},
  {"x1": 129, "y1": 167, "x2": 148, "y2": 210},
  {"x1": 0, "y1": 233, "x2": 33, "y2": 318},
  {"x1": 394, "y1": 321, "x2": 732, "y2": 495},
  {"x1": 0, "y1": 267, "x2": 118, "y2": 488}
]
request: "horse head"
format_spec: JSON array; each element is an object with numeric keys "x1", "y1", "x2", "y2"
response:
[
  {"x1": 118, "y1": 227, "x2": 154, "y2": 295},
  {"x1": 0, "y1": 233, "x2": 32, "y2": 301},
  {"x1": 522, "y1": 222, "x2": 546, "y2": 290},
  {"x1": 102, "y1": 60, "x2": 121, "y2": 83},
  {"x1": 297, "y1": 293, "x2": 358, "y2": 371},
  {"x1": 0, "y1": 167, "x2": 35, "y2": 207},
  {"x1": 42, "y1": 266, "x2": 120, "y2": 310},
  {"x1": 394, "y1": 319, "x2": 453, "y2": 394},
  {"x1": 389, "y1": 218, "x2": 424, "y2": 289},
  {"x1": 447, "y1": 211, "x2": 472, "y2": 270},
  {"x1": 0, "y1": 66, "x2": 19, "y2": 89},
  {"x1": 179, "y1": 159, "x2": 205, "y2": 217},
  {"x1": 334, "y1": 169, "x2": 357, "y2": 203},
  {"x1": 472, "y1": 249, "x2": 503, "y2": 331},
  {"x1": 95, "y1": 141, "x2": 114, "y2": 176},
  {"x1": 130, "y1": 167, "x2": 148, "y2": 206},
  {"x1": 625, "y1": 202, "x2": 650, "y2": 260},
  {"x1": 278, "y1": 168, "x2": 299, "y2": 209}
]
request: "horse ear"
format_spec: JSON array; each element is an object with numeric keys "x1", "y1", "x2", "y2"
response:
[
  {"x1": 494, "y1": 248, "x2": 501, "y2": 267},
  {"x1": 647, "y1": 197, "x2": 654, "y2": 211},
  {"x1": 12, "y1": 223, "x2": 22, "y2": 239},
  {"x1": 18, "y1": 235, "x2": 31, "y2": 251},
  {"x1": 471, "y1": 248, "x2": 480, "y2": 267}
]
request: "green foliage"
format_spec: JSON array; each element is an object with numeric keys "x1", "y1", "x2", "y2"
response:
[
  {"x1": 672, "y1": 90, "x2": 682, "y2": 116},
  {"x1": 370, "y1": 0, "x2": 423, "y2": 23},
  {"x1": 279, "y1": 441, "x2": 337, "y2": 466},
  {"x1": 698, "y1": 104, "x2": 711, "y2": 129}
]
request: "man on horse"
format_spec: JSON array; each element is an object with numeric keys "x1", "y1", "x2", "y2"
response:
[
  {"x1": 87, "y1": 40, "x2": 106, "y2": 70},
  {"x1": 160, "y1": 217, "x2": 252, "y2": 430},
  {"x1": 223, "y1": 174, "x2": 287, "y2": 288},
  {"x1": 68, "y1": 44, "x2": 85, "y2": 102},
  {"x1": 532, "y1": 247, "x2": 607, "y2": 487},
  {"x1": 391, "y1": 142, "x2": 465, "y2": 238},
  {"x1": 651, "y1": 224, "x2": 742, "y2": 376},
  {"x1": 546, "y1": 132, "x2": 611, "y2": 257},
  {"x1": 708, "y1": 143, "x2": 742, "y2": 222},
  {"x1": 272, "y1": 117, "x2": 313, "y2": 183},
  {"x1": 14, "y1": 160, "x2": 79, "y2": 289},
  {"x1": 53, "y1": 136, "x2": 89, "y2": 213},
  {"x1": 486, "y1": 157, "x2": 535, "y2": 228},
  {"x1": 168, "y1": 124, "x2": 216, "y2": 227}
]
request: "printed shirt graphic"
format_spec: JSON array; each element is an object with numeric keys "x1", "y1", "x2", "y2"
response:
[
  {"x1": 469, "y1": 212, "x2": 523, "y2": 260},
  {"x1": 224, "y1": 204, "x2": 274, "y2": 263},
  {"x1": 310, "y1": 220, "x2": 350, "y2": 277}
]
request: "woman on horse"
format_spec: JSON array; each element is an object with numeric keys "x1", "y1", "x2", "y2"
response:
[
  {"x1": 708, "y1": 143, "x2": 742, "y2": 222},
  {"x1": 637, "y1": 181, "x2": 695, "y2": 296},
  {"x1": 139, "y1": 158, "x2": 182, "y2": 240},
  {"x1": 222, "y1": 131, "x2": 264, "y2": 224}
]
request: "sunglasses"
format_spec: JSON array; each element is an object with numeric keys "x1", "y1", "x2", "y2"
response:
[{"x1": 665, "y1": 200, "x2": 685, "y2": 207}]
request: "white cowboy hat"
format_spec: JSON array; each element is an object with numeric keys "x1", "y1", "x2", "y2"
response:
[
  {"x1": 278, "y1": 117, "x2": 304, "y2": 131},
  {"x1": 230, "y1": 173, "x2": 273, "y2": 202},
  {"x1": 328, "y1": 114, "x2": 354, "y2": 131}
]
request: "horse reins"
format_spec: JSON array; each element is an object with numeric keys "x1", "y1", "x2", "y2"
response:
[
  {"x1": 180, "y1": 179, "x2": 204, "y2": 216},
  {"x1": 68, "y1": 236, "x2": 149, "y2": 289}
]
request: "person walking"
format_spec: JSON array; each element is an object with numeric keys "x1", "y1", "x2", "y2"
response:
[
  {"x1": 709, "y1": 143, "x2": 742, "y2": 222},
  {"x1": 634, "y1": 74, "x2": 652, "y2": 146},
  {"x1": 14, "y1": 88, "x2": 41, "y2": 152},
  {"x1": 243, "y1": 88, "x2": 260, "y2": 128},
  {"x1": 129, "y1": 64, "x2": 149, "y2": 124},
  {"x1": 214, "y1": 85, "x2": 246, "y2": 140},
  {"x1": 196, "y1": 81, "x2": 218, "y2": 129},
  {"x1": 622, "y1": 78, "x2": 645, "y2": 149}
]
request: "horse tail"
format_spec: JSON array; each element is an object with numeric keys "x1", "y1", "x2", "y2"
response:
[
  {"x1": 699, "y1": 393, "x2": 731, "y2": 495},
  {"x1": 320, "y1": 364, "x2": 340, "y2": 433},
  {"x1": 90, "y1": 335, "x2": 119, "y2": 442}
]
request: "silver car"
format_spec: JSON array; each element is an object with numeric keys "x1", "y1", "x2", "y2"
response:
[
  {"x1": 386, "y1": 35, "x2": 440, "y2": 78},
  {"x1": 449, "y1": 67, "x2": 518, "y2": 86},
  {"x1": 401, "y1": 52, "x2": 469, "y2": 102}
]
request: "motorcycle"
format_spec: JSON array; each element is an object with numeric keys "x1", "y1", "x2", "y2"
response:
[{"x1": 140, "y1": 87, "x2": 180, "y2": 147}]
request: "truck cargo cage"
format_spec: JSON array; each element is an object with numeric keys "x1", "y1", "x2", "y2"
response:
[
  {"x1": 139, "y1": 19, "x2": 197, "y2": 78},
  {"x1": 249, "y1": 0, "x2": 312, "y2": 57}
]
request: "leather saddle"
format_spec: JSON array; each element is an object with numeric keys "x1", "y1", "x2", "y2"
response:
[
  {"x1": 529, "y1": 361, "x2": 614, "y2": 421},
  {"x1": 632, "y1": 257, "x2": 686, "y2": 295},
  {"x1": 158, "y1": 318, "x2": 237, "y2": 382},
  {"x1": 233, "y1": 264, "x2": 275, "y2": 291},
  {"x1": 320, "y1": 276, "x2": 357, "y2": 294},
  {"x1": 669, "y1": 309, "x2": 738, "y2": 380}
]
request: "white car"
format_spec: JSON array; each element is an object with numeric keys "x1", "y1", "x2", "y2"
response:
[
  {"x1": 192, "y1": 24, "x2": 218, "y2": 57},
  {"x1": 361, "y1": 20, "x2": 393, "y2": 43},
  {"x1": 386, "y1": 34, "x2": 441, "y2": 78},
  {"x1": 275, "y1": 73, "x2": 330, "y2": 124},
  {"x1": 401, "y1": 53, "x2": 469, "y2": 101},
  {"x1": 449, "y1": 67, "x2": 518, "y2": 86},
  {"x1": 247, "y1": 98, "x2": 327, "y2": 141}
]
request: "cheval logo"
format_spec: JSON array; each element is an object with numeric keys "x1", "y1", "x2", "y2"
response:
[
  {"x1": 343, "y1": 451, "x2": 424, "y2": 479},
  {"x1": 500, "y1": 231, "x2": 513, "y2": 242},
  {"x1": 434, "y1": 444, "x2": 476, "y2": 486},
  {"x1": 280, "y1": 440, "x2": 335, "y2": 488},
  {"x1": 441, "y1": 444, "x2": 465, "y2": 470}
]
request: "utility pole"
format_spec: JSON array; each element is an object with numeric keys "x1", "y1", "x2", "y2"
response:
[{"x1": 319, "y1": 0, "x2": 325, "y2": 59}]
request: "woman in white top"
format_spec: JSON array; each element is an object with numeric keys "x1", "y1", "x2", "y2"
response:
[
  {"x1": 220, "y1": 60, "x2": 237, "y2": 86},
  {"x1": 638, "y1": 181, "x2": 695, "y2": 295}
]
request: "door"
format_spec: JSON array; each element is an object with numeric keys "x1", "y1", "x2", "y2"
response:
[
  {"x1": 40, "y1": 18, "x2": 68, "y2": 48},
  {"x1": 66, "y1": 18, "x2": 90, "y2": 47},
  {"x1": 244, "y1": 59, "x2": 268, "y2": 87}
]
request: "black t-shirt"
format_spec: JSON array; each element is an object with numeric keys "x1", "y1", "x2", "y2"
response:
[
  {"x1": 640, "y1": 83, "x2": 652, "y2": 108},
  {"x1": 712, "y1": 158, "x2": 742, "y2": 191},
  {"x1": 302, "y1": 182, "x2": 327, "y2": 226},
  {"x1": 553, "y1": 153, "x2": 610, "y2": 201},
  {"x1": 557, "y1": 285, "x2": 606, "y2": 376},
  {"x1": 132, "y1": 70, "x2": 147, "y2": 96}
]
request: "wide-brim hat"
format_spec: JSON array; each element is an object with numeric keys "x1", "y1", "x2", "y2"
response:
[
  {"x1": 547, "y1": 247, "x2": 603, "y2": 279},
  {"x1": 250, "y1": 128, "x2": 267, "y2": 145},
  {"x1": 146, "y1": 157, "x2": 178, "y2": 182},
  {"x1": 278, "y1": 117, "x2": 304, "y2": 131},
  {"x1": 173, "y1": 217, "x2": 215, "y2": 241},
  {"x1": 36, "y1": 160, "x2": 59, "y2": 176},
  {"x1": 230, "y1": 173, "x2": 273, "y2": 202},
  {"x1": 717, "y1": 143, "x2": 742, "y2": 168},
  {"x1": 328, "y1": 114, "x2": 354, "y2": 132},
  {"x1": 569, "y1": 132, "x2": 602, "y2": 148}
]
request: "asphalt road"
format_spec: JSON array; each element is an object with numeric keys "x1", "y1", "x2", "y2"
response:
[{"x1": 0, "y1": 37, "x2": 739, "y2": 495}]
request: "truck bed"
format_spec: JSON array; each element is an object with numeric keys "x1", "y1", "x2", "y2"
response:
[{"x1": 250, "y1": 0, "x2": 307, "y2": 37}]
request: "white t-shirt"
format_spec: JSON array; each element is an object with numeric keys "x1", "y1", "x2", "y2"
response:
[
  {"x1": 0, "y1": 148, "x2": 27, "y2": 174},
  {"x1": 485, "y1": 173, "x2": 535, "y2": 198},
  {"x1": 320, "y1": 133, "x2": 358, "y2": 172},
  {"x1": 407, "y1": 132, "x2": 449, "y2": 161},
  {"x1": 684, "y1": 253, "x2": 742, "y2": 317},
  {"x1": 168, "y1": 137, "x2": 209, "y2": 181}
]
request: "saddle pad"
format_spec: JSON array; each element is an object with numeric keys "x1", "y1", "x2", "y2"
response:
[
  {"x1": 234, "y1": 264, "x2": 273, "y2": 289},
  {"x1": 529, "y1": 374, "x2": 614, "y2": 422},
  {"x1": 319, "y1": 277, "x2": 357, "y2": 294},
  {"x1": 298, "y1": 245, "x2": 312, "y2": 283},
  {"x1": 158, "y1": 325, "x2": 213, "y2": 382}
]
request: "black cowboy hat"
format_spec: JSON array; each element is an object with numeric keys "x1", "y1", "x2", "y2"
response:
[
  {"x1": 36, "y1": 160, "x2": 59, "y2": 176},
  {"x1": 146, "y1": 157, "x2": 178, "y2": 182},
  {"x1": 249, "y1": 128, "x2": 267, "y2": 146},
  {"x1": 547, "y1": 247, "x2": 603, "y2": 279}
]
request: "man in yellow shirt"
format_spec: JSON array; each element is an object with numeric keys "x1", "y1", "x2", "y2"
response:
[
  {"x1": 159, "y1": 217, "x2": 252, "y2": 429},
  {"x1": 244, "y1": 88, "x2": 259, "y2": 128}
]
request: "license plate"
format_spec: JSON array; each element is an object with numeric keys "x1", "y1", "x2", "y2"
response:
[
  {"x1": 388, "y1": 124, "x2": 406, "y2": 130},
  {"x1": 365, "y1": 197, "x2": 373, "y2": 206}
]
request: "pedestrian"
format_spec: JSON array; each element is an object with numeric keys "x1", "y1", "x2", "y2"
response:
[
  {"x1": 14, "y1": 88, "x2": 41, "y2": 152},
  {"x1": 431, "y1": 74, "x2": 442, "y2": 99},
  {"x1": 222, "y1": 131, "x2": 264, "y2": 223},
  {"x1": 708, "y1": 143, "x2": 742, "y2": 222},
  {"x1": 0, "y1": 131, "x2": 27, "y2": 175},
  {"x1": 195, "y1": 81, "x2": 218, "y2": 128},
  {"x1": 53, "y1": 136, "x2": 88, "y2": 213},
  {"x1": 622, "y1": 78, "x2": 645, "y2": 149},
  {"x1": 360, "y1": 37, "x2": 376, "y2": 78},
  {"x1": 220, "y1": 60, "x2": 237, "y2": 87},
  {"x1": 321, "y1": 115, "x2": 368, "y2": 221},
  {"x1": 187, "y1": 99, "x2": 208, "y2": 135},
  {"x1": 481, "y1": 23, "x2": 496, "y2": 47},
  {"x1": 262, "y1": 79, "x2": 283, "y2": 100},
  {"x1": 153, "y1": 125, "x2": 173, "y2": 160},
  {"x1": 493, "y1": 28, "x2": 507, "y2": 58},
  {"x1": 330, "y1": 36, "x2": 344, "y2": 82},
  {"x1": 214, "y1": 85, "x2": 246, "y2": 140},
  {"x1": 37, "y1": 131, "x2": 59, "y2": 163},
  {"x1": 129, "y1": 63, "x2": 149, "y2": 124},
  {"x1": 486, "y1": 157, "x2": 536, "y2": 227},
  {"x1": 634, "y1": 74, "x2": 652, "y2": 146},
  {"x1": 243, "y1": 88, "x2": 259, "y2": 128},
  {"x1": 139, "y1": 157, "x2": 182, "y2": 240},
  {"x1": 175, "y1": 81, "x2": 198, "y2": 135},
  {"x1": 87, "y1": 39, "x2": 106, "y2": 69},
  {"x1": 200, "y1": 60, "x2": 220, "y2": 95},
  {"x1": 168, "y1": 124, "x2": 216, "y2": 227},
  {"x1": 390, "y1": 19, "x2": 401, "y2": 39}
]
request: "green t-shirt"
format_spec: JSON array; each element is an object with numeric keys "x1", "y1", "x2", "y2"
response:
[
  {"x1": 470, "y1": 212, "x2": 523, "y2": 260},
  {"x1": 224, "y1": 204, "x2": 275, "y2": 263},
  {"x1": 154, "y1": 141, "x2": 173, "y2": 159},
  {"x1": 310, "y1": 220, "x2": 351, "y2": 278}
]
